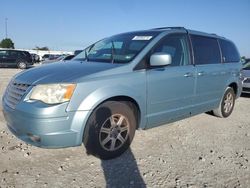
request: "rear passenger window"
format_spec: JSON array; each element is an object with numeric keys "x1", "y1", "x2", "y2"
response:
[
  {"x1": 219, "y1": 39, "x2": 240, "y2": 63},
  {"x1": 191, "y1": 35, "x2": 221, "y2": 65}
]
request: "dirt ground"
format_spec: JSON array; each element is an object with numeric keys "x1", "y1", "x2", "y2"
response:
[{"x1": 0, "y1": 67, "x2": 250, "y2": 188}]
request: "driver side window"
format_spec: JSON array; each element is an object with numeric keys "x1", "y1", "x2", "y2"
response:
[{"x1": 152, "y1": 34, "x2": 190, "y2": 66}]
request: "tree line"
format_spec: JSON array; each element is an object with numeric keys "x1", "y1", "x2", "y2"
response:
[{"x1": 0, "y1": 38, "x2": 49, "y2": 51}]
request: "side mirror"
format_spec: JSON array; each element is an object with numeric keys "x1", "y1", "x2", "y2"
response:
[{"x1": 150, "y1": 52, "x2": 172, "y2": 67}]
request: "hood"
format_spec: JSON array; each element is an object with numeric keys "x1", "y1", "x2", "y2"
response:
[{"x1": 14, "y1": 60, "x2": 122, "y2": 85}]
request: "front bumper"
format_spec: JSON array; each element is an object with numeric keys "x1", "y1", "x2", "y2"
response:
[{"x1": 2, "y1": 100, "x2": 90, "y2": 148}]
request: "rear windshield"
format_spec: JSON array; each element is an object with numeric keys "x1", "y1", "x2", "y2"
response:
[
  {"x1": 22, "y1": 51, "x2": 31, "y2": 57},
  {"x1": 74, "y1": 31, "x2": 160, "y2": 64}
]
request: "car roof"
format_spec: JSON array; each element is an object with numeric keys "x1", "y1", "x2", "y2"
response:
[{"x1": 119, "y1": 27, "x2": 228, "y2": 41}]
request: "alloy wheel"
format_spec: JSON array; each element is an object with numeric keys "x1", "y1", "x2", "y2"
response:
[{"x1": 99, "y1": 114, "x2": 130, "y2": 151}]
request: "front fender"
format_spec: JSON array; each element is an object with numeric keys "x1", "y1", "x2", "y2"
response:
[
  {"x1": 79, "y1": 85, "x2": 145, "y2": 111},
  {"x1": 66, "y1": 77, "x2": 147, "y2": 129}
]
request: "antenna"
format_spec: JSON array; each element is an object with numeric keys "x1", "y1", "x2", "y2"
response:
[{"x1": 5, "y1": 18, "x2": 8, "y2": 38}]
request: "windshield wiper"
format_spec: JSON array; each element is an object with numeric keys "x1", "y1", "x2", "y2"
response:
[
  {"x1": 110, "y1": 41, "x2": 115, "y2": 64},
  {"x1": 85, "y1": 49, "x2": 88, "y2": 61},
  {"x1": 85, "y1": 44, "x2": 94, "y2": 62}
]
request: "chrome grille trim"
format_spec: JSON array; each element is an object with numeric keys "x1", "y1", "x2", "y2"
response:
[{"x1": 3, "y1": 80, "x2": 31, "y2": 109}]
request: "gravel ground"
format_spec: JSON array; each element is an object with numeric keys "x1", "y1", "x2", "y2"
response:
[{"x1": 0, "y1": 67, "x2": 250, "y2": 188}]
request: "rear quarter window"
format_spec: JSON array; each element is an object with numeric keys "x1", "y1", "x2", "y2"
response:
[
  {"x1": 219, "y1": 39, "x2": 240, "y2": 63},
  {"x1": 191, "y1": 35, "x2": 221, "y2": 65}
]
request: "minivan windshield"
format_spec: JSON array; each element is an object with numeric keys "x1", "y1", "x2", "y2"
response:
[{"x1": 73, "y1": 32, "x2": 159, "y2": 63}]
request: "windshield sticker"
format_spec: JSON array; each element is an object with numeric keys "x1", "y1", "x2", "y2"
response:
[{"x1": 132, "y1": 36, "x2": 153, "y2": 40}]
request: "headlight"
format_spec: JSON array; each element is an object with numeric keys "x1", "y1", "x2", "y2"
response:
[{"x1": 30, "y1": 84, "x2": 76, "y2": 104}]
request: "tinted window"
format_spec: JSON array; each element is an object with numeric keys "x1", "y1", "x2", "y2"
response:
[
  {"x1": 191, "y1": 35, "x2": 221, "y2": 65},
  {"x1": 219, "y1": 39, "x2": 240, "y2": 63},
  {"x1": 152, "y1": 34, "x2": 190, "y2": 66},
  {"x1": 0, "y1": 51, "x2": 7, "y2": 57},
  {"x1": 9, "y1": 51, "x2": 18, "y2": 57},
  {"x1": 22, "y1": 51, "x2": 29, "y2": 56}
]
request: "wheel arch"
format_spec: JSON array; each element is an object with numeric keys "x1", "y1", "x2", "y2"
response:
[
  {"x1": 101, "y1": 96, "x2": 141, "y2": 130},
  {"x1": 79, "y1": 93, "x2": 145, "y2": 147},
  {"x1": 228, "y1": 82, "x2": 238, "y2": 95}
]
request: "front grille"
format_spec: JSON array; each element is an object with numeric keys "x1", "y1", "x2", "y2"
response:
[{"x1": 3, "y1": 80, "x2": 31, "y2": 109}]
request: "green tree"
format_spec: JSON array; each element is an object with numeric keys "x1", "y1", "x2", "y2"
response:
[{"x1": 0, "y1": 38, "x2": 15, "y2": 49}]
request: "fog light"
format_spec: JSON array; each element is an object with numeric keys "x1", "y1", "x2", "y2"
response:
[{"x1": 27, "y1": 133, "x2": 41, "y2": 142}]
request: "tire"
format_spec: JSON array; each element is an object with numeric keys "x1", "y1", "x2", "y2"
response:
[
  {"x1": 17, "y1": 61, "x2": 27, "y2": 69},
  {"x1": 83, "y1": 101, "x2": 136, "y2": 160},
  {"x1": 213, "y1": 87, "x2": 236, "y2": 118}
]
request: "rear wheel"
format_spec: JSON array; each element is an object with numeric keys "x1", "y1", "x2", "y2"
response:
[
  {"x1": 17, "y1": 61, "x2": 27, "y2": 69},
  {"x1": 213, "y1": 87, "x2": 235, "y2": 118},
  {"x1": 83, "y1": 101, "x2": 136, "y2": 160}
]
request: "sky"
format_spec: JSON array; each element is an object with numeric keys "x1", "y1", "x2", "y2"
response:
[{"x1": 1, "y1": 0, "x2": 250, "y2": 56}]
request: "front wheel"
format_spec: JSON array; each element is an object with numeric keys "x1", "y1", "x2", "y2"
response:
[
  {"x1": 213, "y1": 87, "x2": 236, "y2": 118},
  {"x1": 83, "y1": 101, "x2": 137, "y2": 160}
]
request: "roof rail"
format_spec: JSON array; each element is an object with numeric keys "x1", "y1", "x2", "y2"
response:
[{"x1": 150, "y1": 27, "x2": 186, "y2": 30}]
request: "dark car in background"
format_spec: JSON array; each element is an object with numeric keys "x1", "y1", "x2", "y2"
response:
[{"x1": 0, "y1": 49, "x2": 33, "y2": 69}]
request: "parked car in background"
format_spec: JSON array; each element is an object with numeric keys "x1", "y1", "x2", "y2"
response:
[
  {"x1": 42, "y1": 55, "x2": 75, "y2": 64},
  {"x1": 41, "y1": 54, "x2": 61, "y2": 61},
  {"x1": 30, "y1": 53, "x2": 40, "y2": 63},
  {"x1": 0, "y1": 49, "x2": 33, "y2": 69},
  {"x1": 2, "y1": 27, "x2": 242, "y2": 159},
  {"x1": 41, "y1": 54, "x2": 50, "y2": 61},
  {"x1": 242, "y1": 58, "x2": 250, "y2": 94}
]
